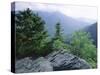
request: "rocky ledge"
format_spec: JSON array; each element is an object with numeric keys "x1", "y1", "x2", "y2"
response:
[{"x1": 15, "y1": 50, "x2": 91, "y2": 73}]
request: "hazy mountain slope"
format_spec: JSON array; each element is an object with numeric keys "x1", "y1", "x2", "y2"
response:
[
  {"x1": 85, "y1": 23, "x2": 97, "y2": 47},
  {"x1": 37, "y1": 11, "x2": 92, "y2": 36}
]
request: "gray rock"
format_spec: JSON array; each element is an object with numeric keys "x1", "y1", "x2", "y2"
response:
[
  {"x1": 15, "y1": 57, "x2": 53, "y2": 73},
  {"x1": 45, "y1": 50, "x2": 91, "y2": 71},
  {"x1": 15, "y1": 49, "x2": 91, "y2": 73},
  {"x1": 30, "y1": 57, "x2": 53, "y2": 72}
]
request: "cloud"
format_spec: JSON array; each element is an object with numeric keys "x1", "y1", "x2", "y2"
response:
[{"x1": 15, "y1": 2, "x2": 97, "y2": 20}]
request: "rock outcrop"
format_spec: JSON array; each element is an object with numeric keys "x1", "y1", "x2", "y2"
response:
[
  {"x1": 15, "y1": 57, "x2": 53, "y2": 73},
  {"x1": 15, "y1": 50, "x2": 91, "y2": 73},
  {"x1": 46, "y1": 50, "x2": 91, "y2": 70}
]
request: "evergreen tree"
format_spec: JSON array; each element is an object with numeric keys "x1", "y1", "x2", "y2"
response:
[
  {"x1": 70, "y1": 31, "x2": 97, "y2": 68},
  {"x1": 54, "y1": 22, "x2": 63, "y2": 41},
  {"x1": 16, "y1": 8, "x2": 49, "y2": 57},
  {"x1": 51, "y1": 22, "x2": 67, "y2": 50}
]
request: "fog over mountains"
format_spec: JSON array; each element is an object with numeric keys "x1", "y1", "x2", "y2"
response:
[{"x1": 36, "y1": 11, "x2": 96, "y2": 36}]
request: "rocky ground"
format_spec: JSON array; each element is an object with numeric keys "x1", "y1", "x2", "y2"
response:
[{"x1": 15, "y1": 49, "x2": 91, "y2": 73}]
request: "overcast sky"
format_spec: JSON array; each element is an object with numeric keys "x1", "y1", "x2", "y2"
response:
[{"x1": 14, "y1": 2, "x2": 97, "y2": 20}]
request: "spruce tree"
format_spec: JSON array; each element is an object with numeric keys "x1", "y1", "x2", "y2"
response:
[
  {"x1": 51, "y1": 22, "x2": 67, "y2": 50},
  {"x1": 16, "y1": 8, "x2": 49, "y2": 57},
  {"x1": 54, "y1": 22, "x2": 63, "y2": 41}
]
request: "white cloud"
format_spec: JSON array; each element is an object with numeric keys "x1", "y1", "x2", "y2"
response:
[
  {"x1": 60, "y1": 5, "x2": 97, "y2": 20},
  {"x1": 15, "y1": 2, "x2": 97, "y2": 20}
]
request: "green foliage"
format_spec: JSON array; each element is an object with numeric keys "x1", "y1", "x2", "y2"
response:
[
  {"x1": 51, "y1": 22, "x2": 68, "y2": 50},
  {"x1": 52, "y1": 39, "x2": 67, "y2": 50},
  {"x1": 54, "y1": 22, "x2": 64, "y2": 41},
  {"x1": 16, "y1": 8, "x2": 49, "y2": 57},
  {"x1": 69, "y1": 31, "x2": 97, "y2": 68}
]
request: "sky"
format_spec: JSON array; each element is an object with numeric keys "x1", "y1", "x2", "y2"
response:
[{"x1": 14, "y1": 2, "x2": 97, "y2": 20}]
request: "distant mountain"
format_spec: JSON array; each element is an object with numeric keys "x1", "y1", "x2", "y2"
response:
[
  {"x1": 36, "y1": 11, "x2": 95, "y2": 36},
  {"x1": 85, "y1": 23, "x2": 97, "y2": 47},
  {"x1": 77, "y1": 17, "x2": 96, "y2": 25}
]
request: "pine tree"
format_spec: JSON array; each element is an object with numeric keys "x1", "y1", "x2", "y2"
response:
[
  {"x1": 51, "y1": 22, "x2": 67, "y2": 50},
  {"x1": 54, "y1": 22, "x2": 63, "y2": 41},
  {"x1": 16, "y1": 8, "x2": 49, "y2": 57}
]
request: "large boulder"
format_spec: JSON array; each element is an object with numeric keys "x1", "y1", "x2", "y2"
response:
[
  {"x1": 15, "y1": 49, "x2": 91, "y2": 73},
  {"x1": 15, "y1": 57, "x2": 53, "y2": 73},
  {"x1": 45, "y1": 50, "x2": 91, "y2": 71}
]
